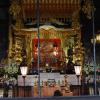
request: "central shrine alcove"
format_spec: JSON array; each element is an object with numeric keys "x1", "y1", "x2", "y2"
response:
[
  {"x1": 6, "y1": 0, "x2": 86, "y2": 97},
  {"x1": 32, "y1": 38, "x2": 63, "y2": 70},
  {"x1": 10, "y1": 24, "x2": 83, "y2": 73}
]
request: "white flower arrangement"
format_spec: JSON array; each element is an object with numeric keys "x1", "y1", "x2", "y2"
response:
[
  {"x1": 4, "y1": 63, "x2": 18, "y2": 77},
  {"x1": 83, "y1": 64, "x2": 100, "y2": 75},
  {"x1": 83, "y1": 64, "x2": 100, "y2": 84},
  {"x1": 83, "y1": 64, "x2": 94, "y2": 75}
]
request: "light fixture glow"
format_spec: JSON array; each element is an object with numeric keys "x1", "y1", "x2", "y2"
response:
[
  {"x1": 20, "y1": 66, "x2": 28, "y2": 77},
  {"x1": 74, "y1": 65, "x2": 81, "y2": 76}
]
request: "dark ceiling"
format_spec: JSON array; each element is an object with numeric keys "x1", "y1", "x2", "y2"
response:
[{"x1": 91, "y1": 0, "x2": 100, "y2": 32}]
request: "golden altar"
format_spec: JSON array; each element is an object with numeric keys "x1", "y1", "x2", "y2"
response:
[
  {"x1": 6, "y1": 0, "x2": 84, "y2": 97},
  {"x1": 8, "y1": 0, "x2": 84, "y2": 70}
]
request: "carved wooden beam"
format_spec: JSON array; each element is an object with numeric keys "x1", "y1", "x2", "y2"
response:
[{"x1": 20, "y1": 0, "x2": 80, "y2": 19}]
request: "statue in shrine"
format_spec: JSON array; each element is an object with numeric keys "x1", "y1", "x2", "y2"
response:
[
  {"x1": 64, "y1": 47, "x2": 75, "y2": 74},
  {"x1": 66, "y1": 60, "x2": 75, "y2": 74}
]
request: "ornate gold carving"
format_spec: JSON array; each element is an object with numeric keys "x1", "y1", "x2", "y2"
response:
[
  {"x1": 9, "y1": 0, "x2": 24, "y2": 29},
  {"x1": 15, "y1": 19, "x2": 24, "y2": 29},
  {"x1": 73, "y1": 34, "x2": 84, "y2": 66},
  {"x1": 72, "y1": 11, "x2": 80, "y2": 29},
  {"x1": 82, "y1": 0, "x2": 95, "y2": 19},
  {"x1": 25, "y1": 35, "x2": 31, "y2": 65},
  {"x1": 9, "y1": 25, "x2": 83, "y2": 69},
  {"x1": 8, "y1": 36, "x2": 25, "y2": 65},
  {"x1": 9, "y1": 0, "x2": 21, "y2": 20}
]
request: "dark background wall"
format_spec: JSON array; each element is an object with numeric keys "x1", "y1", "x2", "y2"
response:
[{"x1": 0, "y1": 0, "x2": 9, "y2": 61}]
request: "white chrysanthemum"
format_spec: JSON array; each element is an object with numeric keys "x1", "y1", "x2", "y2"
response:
[{"x1": 4, "y1": 63, "x2": 18, "y2": 75}]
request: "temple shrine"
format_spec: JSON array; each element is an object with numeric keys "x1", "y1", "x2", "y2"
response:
[{"x1": 5, "y1": 0, "x2": 85, "y2": 97}]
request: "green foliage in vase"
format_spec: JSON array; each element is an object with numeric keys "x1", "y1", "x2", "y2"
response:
[
  {"x1": 4, "y1": 63, "x2": 18, "y2": 78},
  {"x1": 83, "y1": 64, "x2": 100, "y2": 75},
  {"x1": 83, "y1": 64, "x2": 94, "y2": 76}
]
